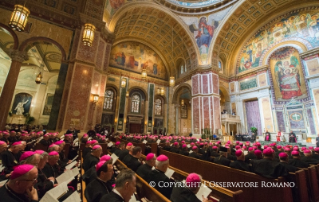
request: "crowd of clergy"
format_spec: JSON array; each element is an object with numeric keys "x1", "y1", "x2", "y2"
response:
[{"x1": 1, "y1": 128, "x2": 319, "y2": 202}]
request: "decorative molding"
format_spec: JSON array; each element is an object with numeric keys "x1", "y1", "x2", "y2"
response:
[
  {"x1": 300, "y1": 47, "x2": 319, "y2": 59},
  {"x1": 234, "y1": 65, "x2": 268, "y2": 80}
]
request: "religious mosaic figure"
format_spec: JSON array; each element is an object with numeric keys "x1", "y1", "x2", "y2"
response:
[{"x1": 196, "y1": 17, "x2": 214, "y2": 54}]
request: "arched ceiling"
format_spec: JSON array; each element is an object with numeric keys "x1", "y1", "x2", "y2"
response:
[
  {"x1": 211, "y1": 0, "x2": 319, "y2": 76},
  {"x1": 110, "y1": 3, "x2": 199, "y2": 78}
]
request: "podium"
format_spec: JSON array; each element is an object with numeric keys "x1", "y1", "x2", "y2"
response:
[{"x1": 223, "y1": 135, "x2": 232, "y2": 142}]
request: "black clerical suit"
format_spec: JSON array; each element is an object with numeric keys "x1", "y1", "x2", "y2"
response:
[
  {"x1": 83, "y1": 154, "x2": 99, "y2": 172},
  {"x1": 147, "y1": 169, "x2": 173, "y2": 199},
  {"x1": 229, "y1": 160, "x2": 250, "y2": 172},
  {"x1": 136, "y1": 164, "x2": 153, "y2": 181},
  {"x1": 213, "y1": 155, "x2": 231, "y2": 167},
  {"x1": 300, "y1": 156, "x2": 319, "y2": 165},
  {"x1": 83, "y1": 166, "x2": 97, "y2": 185},
  {"x1": 39, "y1": 139, "x2": 50, "y2": 146},
  {"x1": 1, "y1": 150, "x2": 19, "y2": 173},
  {"x1": 0, "y1": 184, "x2": 38, "y2": 202},
  {"x1": 162, "y1": 146, "x2": 171, "y2": 151},
  {"x1": 189, "y1": 152, "x2": 201, "y2": 159},
  {"x1": 82, "y1": 147, "x2": 91, "y2": 158},
  {"x1": 122, "y1": 154, "x2": 142, "y2": 172},
  {"x1": 170, "y1": 147, "x2": 180, "y2": 154},
  {"x1": 251, "y1": 158, "x2": 287, "y2": 178},
  {"x1": 179, "y1": 149, "x2": 189, "y2": 156},
  {"x1": 85, "y1": 178, "x2": 112, "y2": 202},
  {"x1": 288, "y1": 158, "x2": 309, "y2": 168},
  {"x1": 313, "y1": 153, "x2": 319, "y2": 160},
  {"x1": 114, "y1": 148, "x2": 122, "y2": 156},
  {"x1": 289, "y1": 132, "x2": 296, "y2": 143},
  {"x1": 170, "y1": 186, "x2": 200, "y2": 202},
  {"x1": 42, "y1": 163, "x2": 63, "y2": 178},
  {"x1": 35, "y1": 169, "x2": 54, "y2": 198},
  {"x1": 118, "y1": 149, "x2": 129, "y2": 161},
  {"x1": 99, "y1": 191, "x2": 124, "y2": 202},
  {"x1": 245, "y1": 152, "x2": 256, "y2": 163},
  {"x1": 278, "y1": 162, "x2": 298, "y2": 173}
]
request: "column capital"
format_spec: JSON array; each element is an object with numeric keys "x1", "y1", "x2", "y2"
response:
[{"x1": 10, "y1": 50, "x2": 28, "y2": 63}]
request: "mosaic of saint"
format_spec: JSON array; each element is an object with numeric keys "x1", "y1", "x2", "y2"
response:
[
  {"x1": 270, "y1": 47, "x2": 307, "y2": 101},
  {"x1": 110, "y1": 42, "x2": 167, "y2": 79},
  {"x1": 238, "y1": 11, "x2": 319, "y2": 73}
]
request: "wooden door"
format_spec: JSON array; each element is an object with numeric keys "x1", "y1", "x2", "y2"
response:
[{"x1": 130, "y1": 123, "x2": 141, "y2": 133}]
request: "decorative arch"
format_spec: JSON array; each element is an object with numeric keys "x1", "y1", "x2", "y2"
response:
[
  {"x1": 19, "y1": 37, "x2": 67, "y2": 61},
  {"x1": 154, "y1": 94, "x2": 167, "y2": 104},
  {"x1": 128, "y1": 86, "x2": 148, "y2": 101},
  {"x1": 172, "y1": 83, "x2": 192, "y2": 104},
  {"x1": 105, "y1": 84, "x2": 119, "y2": 96},
  {"x1": 219, "y1": 83, "x2": 230, "y2": 102},
  {"x1": 0, "y1": 23, "x2": 19, "y2": 50}
]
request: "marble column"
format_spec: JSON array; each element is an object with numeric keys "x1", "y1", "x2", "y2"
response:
[
  {"x1": 191, "y1": 72, "x2": 220, "y2": 137},
  {"x1": 0, "y1": 50, "x2": 26, "y2": 130}
]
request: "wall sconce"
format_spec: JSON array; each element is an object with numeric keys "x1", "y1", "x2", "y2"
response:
[
  {"x1": 9, "y1": 4, "x2": 30, "y2": 32},
  {"x1": 157, "y1": 87, "x2": 161, "y2": 95},
  {"x1": 83, "y1": 23, "x2": 95, "y2": 46},
  {"x1": 181, "y1": 99, "x2": 185, "y2": 106},
  {"x1": 160, "y1": 88, "x2": 165, "y2": 96},
  {"x1": 35, "y1": 72, "x2": 42, "y2": 84},
  {"x1": 92, "y1": 94, "x2": 99, "y2": 103},
  {"x1": 141, "y1": 68, "x2": 147, "y2": 80},
  {"x1": 121, "y1": 78, "x2": 127, "y2": 88},
  {"x1": 170, "y1": 76, "x2": 175, "y2": 87},
  {"x1": 126, "y1": 91, "x2": 129, "y2": 97}
]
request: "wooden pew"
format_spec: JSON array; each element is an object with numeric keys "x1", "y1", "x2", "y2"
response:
[
  {"x1": 34, "y1": 142, "x2": 48, "y2": 151},
  {"x1": 305, "y1": 165, "x2": 319, "y2": 202},
  {"x1": 288, "y1": 170, "x2": 309, "y2": 202},
  {"x1": 160, "y1": 149, "x2": 293, "y2": 202}
]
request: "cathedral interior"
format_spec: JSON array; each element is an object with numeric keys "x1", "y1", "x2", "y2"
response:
[{"x1": 1, "y1": 0, "x2": 319, "y2": 143}]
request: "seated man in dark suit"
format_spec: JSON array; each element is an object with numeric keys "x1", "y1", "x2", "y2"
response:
[
  {"x1": 118, "y1": 142, "x2": 133, "y2": 161},
  {"x1": 179, "y1": 144, "x2": 189, "y2": 156},
  {"x1": 189, "y1": 146, "x2": 201, "y2": 159},
  {"x1": 213, "y1": 147, "x2": 231, "y2": 166},
  {"x1": 114, "y1": 142, "x2": 125, "y2": 156},
  {"x1": 278, "y1": 152, "x2": 298, "y2": 173},
  {"x1": 83, "y1": 145, "x2": 102, "y2": 172},
  {"x1": 122, "y1": 146, "x2": 142, "y2": 172},
  {"x1": 313, "y1": 147, "x2": 319, "y2": 160},
  {"x1": 301, "y1": 149, "x2": 319, "y2": 165},
  {"x1": 245, "y1": 147, "x2": 256, "y2": 163},
  {"x1": 136, "y1": 153, "x2": 156, "y2": 181},
  {"x1": 230, "y1": 150, "x2": 250, "y2": 171},
  {"x1": 99, "y1": 169, "x2": 136, "y2": 202},
  {"x1": 288, "y1": 151, "x2": 309, "y2": 168}
]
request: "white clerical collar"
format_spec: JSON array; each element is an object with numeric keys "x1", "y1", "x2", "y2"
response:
[{"x1": 113, "y1": 188, "x2": 124, "y2": 199}]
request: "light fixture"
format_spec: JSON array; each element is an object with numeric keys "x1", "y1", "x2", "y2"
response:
[
  {"x1": 121, "y1": 78, "x2": 126, "y2": 88},
  {"x1": 83, "y1": 23, "x2": 96, "y2": 46},
  {"x1": 92, "y1": 94, "x2": 99, "y2": 103},
  {"x1": 35, "y1": 72, "x2": 42, "y2": 84},
  {"x1": 157, "y1": 87, "x2": 161, "y2": 95},
  {"x1": 160, "y1": 88, "x2": 165, "y2": 96},
  {"x1": 170, "y1": 76, "x2": 175, "y2": 87},
  {"x1": 126, "y1": 91, "x2": 129, "y2": 97},
  {"x1": 9, "y1": 4, "x2": 30, "y2": 32},
  {"x1": 141, "y1": 68, "x2": 147, "y2": 80},
  {"x1": 181, "y1": 99, "x2": 185, "y2": 106}
]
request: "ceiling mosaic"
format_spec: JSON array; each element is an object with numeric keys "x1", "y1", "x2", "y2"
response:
[
  {"x1": 113, "y1": 6, "x2": 198, "y2": 77},
  {"x1": 211, "y1": 0, "x2": 319, "y2": 76}
]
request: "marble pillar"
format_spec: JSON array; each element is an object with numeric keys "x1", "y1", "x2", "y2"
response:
[
  {"x1": 0, "y1": 50, "x2": 26, "y2": 130},
  {"x1": 192, "y1": 72, "x2": 220, "y2": 137}
]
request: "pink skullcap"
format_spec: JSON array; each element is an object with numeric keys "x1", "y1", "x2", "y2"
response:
[
  {"x1": 83, "y1": 134, "x2": 88, "y2": 137},
  {"x1": 115, "y1": 141, "x2": 121, "y2": 146},
  {"x1": 12, "y1": 141, "x2": 22, "y2": 146},
  {"x1": 20, "y1": 151, "x2": 35, "y2": 161},
  {"x1": 34, "y1": 150, "x2": 44, "y2": 155},
  {"x1": 199, "y1": 143, "x2": 204, "y2": 146},
  {"x1": 100, "y1": 155, "x2": 111, "y2": 162},
  {"x1": 253, "y1": 146, "x2": 257, "y2": 150},
  {"x1": 182, "y1": 141, "x2": 185, "y2": 144},
  {"x1": 96, "y1": 161, "x2": 106, "y2": 172},
  {"x1": 284, "y1": 147, "x2": 291, "y2": 152},
  {"x1": 146, "y1": 153, "x2": 155, "y2": 161},
  {"x1": 309, "y1": 147, "x2": 314, "y2": 150},
  {"x1": 243, "y1": 146, "x2": 247, "y2": 149},
  {"x1": 112, "y1": 184, "x2": 115, "y2": 188},
  {"x1": 92, "y1": 145, "x2": 102, "y2": 150},
  {"x1": 49, "y1": 151, "x2": 59, "y2": 156},
  {"x1": 254, "y1": 150, "x2": 262, "y2": 156},
  {"x1": 314, "y1": 148, "x2": 319, "y2": 152},
  {"x1": 190, "y1": 143, "x2": 194, "y2": 146},
  {"x1": 248, "y1": 147, "x2": 254, "y2": 151},
  {"x1": 157, "y1": 155, "x2": 168, "y2": 162},
  {"x1": 127, "y1": 142, "x2": 133, "y2": 146},
  {"x1": 239, "y1": 142, "x2": 243, "y2": 146},
  {"x1": 91, "y1": 140, "x2": 98, "y2": 144},
  {"x1": 49, "y1": 144, "x2": 57, "y2": 148},
  {"x1": 235, "y1": 150, "x2": 243, "y2": 157},
  {"x1": 301, "y1": 147, "x2": 306, "y2": 151},
  {"x1": 186, "y1": 173, "x2": 201, "y2": 185},
  {"x1": 277, "y1": 145, "x2": 282, "y2": 149},
  {"x1": 174, "y1": 142, "x2": 178, "y2": 146},
  {"x1": 236, "y1": 141, "x2": 239, "y2": 144},
  {"x1": 245, "y1": 142, "x2": 250, "y2": 145},
  {"x1": 86, "y1": 141, "x2": 92, "y2": 145},
  {"x1": 293, "y1": 147, "x2": 299, "y2": 151},
  {"x1": 192, "y1": 146, "x2": 198, "y2": 150},
  {"x1": 212, "y1": 146, "x2": 218, "y2": 150},
  {"x1": 303, "y1": 150, "x2": 311, "y2": 154},
  {"x1": 11, "y1": 164, "x2": 34, "y2": 180},
  {"x1": 291, "y1": 151, "x2": 299, "y2": 156},
  {"x1": 0, "y1": 141, "x2": 5, "y2": 145},
  {"x1": 256, "y1": 142, "x2": 261, "y2": 146},
  {"x1": 264, "y1": 145, "x2": 268, "y2": 149},
  {"x1": 225, "y1": 146, "x2": 230, "y2": 149},
  {"x1": 209, "y1": 143, "x2": 212, "y2": 145},
  {"x1": 204, "y1": 142, "x2": 208, "y2": 145},
  {"x1": 279, "y1": 152, "x2": 288, "y2": 159},
  {"x1": 227, "y1": 140, "x2": 230, "y2": 144},
  {"x1": 235, "y1": 145, "x2": 241, "y2": 150},
  {"x1": 217, "y1": 141, "x2": 221, "y2": 144},
  {"x1": 43, "y1": 134, "x2": 48, "y2": 137},
  {"x1": 54, "y1": 140, "x2": 64, "y2": 145},
  {"x1": 182, "y1": 144, "x2": 187, "y2": 148}
]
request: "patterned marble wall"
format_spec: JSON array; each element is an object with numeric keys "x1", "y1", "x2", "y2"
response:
[
  {"x1": 305, "y1": 56, "x2": 319, "y2": 76},
  {"x1": 307, "y1": 108, "x2": 316, "y2": 134},
  {"x1": 258, "y1": 73, "x2": 267, "y2": 87},
  {"x1": 261, "y1": 97, "x2": 274, "y2": 132},
  {"x1": 245, "y1": 100, "x2": 262, "y2": 136},
  {"x1": 276, "y1": 111, "x2": 286, "y2": 132}
]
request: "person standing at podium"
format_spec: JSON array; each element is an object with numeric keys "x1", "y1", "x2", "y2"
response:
[
  {"x1": 289, "y1": 131, "x2": 296, "y2": 143},
  {"x1": 276, "y1": 131, "x2": 282, "y2": 142},
  {"x1": 265, "y1": 130, "x2": 271, "y2": 141}
]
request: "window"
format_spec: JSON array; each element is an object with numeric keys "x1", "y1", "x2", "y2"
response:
[
  {"x1": 131, "y1": 94, "x2": 140, "y2": 113},
  {"x1": 181, "y1": 65, "x2": 184, "y2": 74},
  {"x1": 155, "y1": 99, "x2": 162, "y2": 116},
  {"x1": 218, "y1": 61, "x2": 222, "y2": 69},
  {"x1": 103, "y1": 90, "x2": 114, "y2": 110},
  {"x1": 181, "y1": 105, "x2": 187, "y2": 118}
]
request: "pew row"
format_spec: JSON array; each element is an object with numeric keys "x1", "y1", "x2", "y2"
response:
[{"x1": 160, "y1": 149, "x2": 293, "y2": 202}]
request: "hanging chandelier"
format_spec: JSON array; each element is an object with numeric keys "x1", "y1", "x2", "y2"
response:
[
  {"x1": 35, "y1": 72, "x2": 42, "y2": 84},
  {"x1": 83, "y1": 23, "x2": 96, "y2": 46},
  {"x1": 9, "y1": 4, "x2": 30, "y2": 32}
]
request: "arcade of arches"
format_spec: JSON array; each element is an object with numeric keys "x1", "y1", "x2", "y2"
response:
[{"x1": 1, "y1": 0, "x2": 319, "y2": 143}]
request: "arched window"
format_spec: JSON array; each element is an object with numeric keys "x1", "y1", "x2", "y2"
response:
[
  {"x1": 103, "y1": 90, "x2": 114, "y2": 110},
  {"x1": 181, "y1": 65, "x2": 184, "y2": 74},
  {"x1": 131, "y1": 94, "x2": 140, "y2": 113},
  {"x1": 181, "y1": 105, "x2": 187, "y2": 118},
  {"x1": 155, "y1": 98, "x2": 162, "y2": 116},
  {"x1": 218, "y1": 61, "x2": 222, "y2": 69}
]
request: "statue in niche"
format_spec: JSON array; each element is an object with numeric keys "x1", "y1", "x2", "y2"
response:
[{"x1": 15, "y1": 100, "x2": 29, "y2": 115}]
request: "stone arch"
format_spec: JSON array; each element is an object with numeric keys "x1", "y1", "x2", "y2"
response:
[
  {"x1": 172, "y1": 83, "x2": 192, "y2": 104},
  {"x1": 0, "y1": 23, "x2": 19, "y2": 50},
  {"x1": 19, "y1": 37, "x2": 67, "y2": 61},
  {"x1": 219, "y1": 83, "x2": 230, "y2": 102},
  {"x1": 154, "y1": 94, "x2": 167, "y2": 104},
  {"x1": 105, "y1": 84, "x2": 119, "y2": 96},
  {"x1": 127, "y1": 86, "x2": 148, "y2": 101}
]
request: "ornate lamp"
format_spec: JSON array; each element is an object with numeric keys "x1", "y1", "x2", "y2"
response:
[
  {"x1": 157, "y1": 87, "x2": 161, "y2": 95},
  {"x1": 35, "y1": 72, "x2": 42, "y2": 84},
  {"x1": 126, "y1": 91, "x2": 129, "y2": 97},
  {"x1": 160, "y1": 88, "x2": 165, "y2": 96},
  {"x1": 83, "y1": 23, "x2": 95, "y2": 46},
  {"x1": 121, "y1": 78, "x2": 126, "y2": 88},
  {"x1": 141, "y1": 68, "x2": 147, "y2": 80},
  {"x1": 92, "y1": 94, "x2": 99, "y2": 103},
  {"x1": 169, "y1": 76, "x2": 175, "y2": 87},
  {"x1": 9, "y1": 4, "x2": 30, "y2": 32},
  {"x1": 181, "y1": 99, "x2": 185, "y2": 106}
]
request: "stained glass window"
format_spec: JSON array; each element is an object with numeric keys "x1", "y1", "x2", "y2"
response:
[
  {"x1": 131, "y1": 94, "x2": 140, "y2": 113},
  {"x1": 104, "y1": 90, "x2": 114, "y2": 110},
  {"x1": 155, "y1": 99, "x2": 162, "y2": 116},
  {"x1": 181, "y1": 105, "x2": 187, "y2": 118}
]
